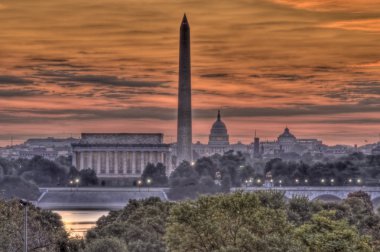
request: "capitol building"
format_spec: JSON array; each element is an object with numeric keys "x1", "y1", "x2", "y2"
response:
[{"x1": 189, "y1": 111, "x2": 324, "y2": 159}]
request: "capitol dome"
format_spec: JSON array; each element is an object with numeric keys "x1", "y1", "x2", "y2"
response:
[
  {"x1": 277, "y1": 127, "x2": 297, "y2": 153},
  {"x1": 278, "y1": 127, "x2": 296, "y2": 141},
  {"x1": 208, "y1": 110, "x2": 229, "y2": 146}
]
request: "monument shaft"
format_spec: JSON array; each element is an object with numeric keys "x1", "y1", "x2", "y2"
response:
[{"x1": 177, "y1": 14, "x2": 192, "y2": 163}]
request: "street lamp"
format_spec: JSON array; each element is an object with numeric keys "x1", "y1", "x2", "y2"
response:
[
  {"x1": 357, "y1": 178, "x2": 362, "y2": 184},
  {"x1": 295, "y1": 179, "x2": 299, "y2": 185},
  {"x1": 279, "y1": 180, "x2": 282, "y2": 187},
  {"x1": 348, "y1": 178, "x2": 353, "y2": 184},
  {"x1": 137, "y1": 179, "x2": 142, "y2": 191},
  {"x1": 147, "y1": 178, "x2": 152, "y2": 191},
  {"x1": 330, "y1": 179, "x2": 334, "y2": 185},
  {"x1": 321, "y1": 178, "x2": 325, "y2": 184},
  {"x1": 304, "y1": 179, "x2": 308, "y2": 184},
  {"x1": 75, "y1": 178, "x2": 80, "y2": 190},
  {"x1": 20, "y1": 199, "x2": 28, "y2": 252}
]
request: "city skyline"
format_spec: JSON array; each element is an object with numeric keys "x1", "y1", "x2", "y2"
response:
[{"x1": 1, "y1": 0, "x2": 380, "y2": 146}]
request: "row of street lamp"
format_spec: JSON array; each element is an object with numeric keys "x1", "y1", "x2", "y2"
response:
[{"x1": 244, "y1": 178, "x2": 364, "y2": 186}]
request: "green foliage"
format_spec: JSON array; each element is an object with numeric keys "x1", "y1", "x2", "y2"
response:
[
  {"x1": 218, "y1": 150, "x2": 246, "y2": 187},
  {"x1": 168, "y1": 160, "x2": 223, "y2": 200},
  {"x1": 79, "y1": 168, "x2": 98, "y2": 186},
  {"x1": 287, "y1": 196, "x2": 322, "y2": 226},
  {"x1": 82, "y1": 192, "x2": 380, "y2": 251},
  {"x1": 0, "y1": 199, "x2": 70, "y2": 252},
  {"x1": 83, "y1": 237, "x2": 128, "y2": 252},
  {"x1": 343, "y1": 191, "x2": 380, "y2": 250},
  {"x1": 19, "y1": 156, "x2": 68, "y2": 186},
  {"x1": 168, "y1": 161, "x2": 200, "y2": 199},
  {"x1": 141, "y1": 162, "x2": 168, "y2": 186},
  {"x1": 86, "y1": 197, "x2": 173, "y2": 252},
  {"x1": 194, "y1": 157, "x2": 217, "y2": 178},
  {"x1": 168, "y1": 152, "x2": 254, "y2": 200},
  {"x1": 221, "y1": 174, "x2": 231, "y2": 193},
  {"x1": 0, "y1": 176, "x2": 40, "y2": 200},
  {"x1": 239, "y1": 164, "x2": 255, "y2": 183},
  {"x1": 165, "y1": 191, "x2": 304, "y2": 252},
  {"x1": 264, "y1": 154, "x2": 380, "y2": 186},
  {"x1": 295, "y1": 210, "x2": 372, "y2": 252}
]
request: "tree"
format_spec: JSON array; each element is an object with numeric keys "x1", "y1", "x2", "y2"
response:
[
  {"x1": 194, "y1": 157, "x2": 217, "y2": 179},
  {"x1": 165, "y1": 191, "x2": 304, "y2": 252},
  {"x1": 343, "y1": 191, "x2": 380, "y2": 250},
  {"x1": 221, "y1": 174, "x2": 231, "y2": 193},
  {"x1": 287, "y1": 196, "x2": 322, "y2": 226},
  {"x1": 0, "y1": 176, "x2": 40, "y2": 200},
  {"x1": 218, "y1": 151, "x2": 246, "y2": 187},
  {"x1": 295, "y1": 210, "x2": 372, "y2": 252},
  {"x1": 83, "y1": 237, "x2": 128, "y2": 252},
  {"x1": 0, "y1": 199, "x2": 70, "y2": 252},
  {"x1": 141, "y1": 163, "x2": 168, "y2": 186},
  {"x1": 168, "y1": 161, "x2": 199, "y2": 200},
  {"x1": 86, "y1": 198, "x2": 172, "y2": 252},
  {"x1": 239, "y1": 164, "x2": 255, "y2": 183},
  {"x1": 19, "y1": 156, "x2": 68, "y2": 186},
  {"x1": 79, "y1": 168, "x2": 98, "y2": 186}
]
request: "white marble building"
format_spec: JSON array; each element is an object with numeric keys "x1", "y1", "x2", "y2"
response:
[{"x1": 72, "y1": 133, "x2": 172, "y2": 178}]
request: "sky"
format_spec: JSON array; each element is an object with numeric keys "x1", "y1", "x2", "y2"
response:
[{"x1": 0, "y1": 0, "x2": 380, "y2": 146}]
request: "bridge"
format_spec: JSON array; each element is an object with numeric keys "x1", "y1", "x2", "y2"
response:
[
  {"x1": 237, "y1": 186, "x2": 380, "y2": 208},
  {"x1": 34, "y1": 186, "x2": 380, "y2": 211},
  {"x1": 35, "y1": 187, "x2": 169, "y2": 210}
]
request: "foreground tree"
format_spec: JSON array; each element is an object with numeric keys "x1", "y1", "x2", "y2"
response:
[
  {"x1": 83, "y1": 237, "x2": 128, "y2": 252},
  {"x1": 295, "y1": 210, "x2": 372, "y2": 252},
  {"x1": 0, "y1": 199, "x2": 69, "y2": 252},
  {"x1": 165, "y1": 191, "x2": 304, "y2": 252},
  {"x1": 86, "y1": 198, "x2": 173, "y2": 252}
]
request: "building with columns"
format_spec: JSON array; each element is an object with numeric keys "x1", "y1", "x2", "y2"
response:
[{"x1": 72, "y1": 133, "x2": 172, "y2": 180}]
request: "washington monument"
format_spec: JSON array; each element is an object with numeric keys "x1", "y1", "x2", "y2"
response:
[{"x1": 177, "y1": 14, "x2": 192, "y2": 163}]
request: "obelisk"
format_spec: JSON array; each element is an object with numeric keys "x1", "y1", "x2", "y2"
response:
[{"x1": 177, "y1": 14, "x2": 192, "y2": 164}]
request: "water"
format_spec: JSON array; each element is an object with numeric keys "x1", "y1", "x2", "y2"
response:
[{"x1": 54, "y1": 210, "x2": 109, "y2": 238}]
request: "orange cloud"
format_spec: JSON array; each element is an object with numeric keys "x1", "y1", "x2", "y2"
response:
[
  {"x1": 271, "y1": 0, "x2": 380, "y2": 12},
  {"x1": 322, "y1": 19, "x2": 380, "y2": 32}
]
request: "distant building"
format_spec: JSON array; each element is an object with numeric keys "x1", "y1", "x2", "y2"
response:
[
  {"x1": 372, "y1": 144, "x2": 380, "y2": 155},
  {"x1": 71, "y1": 133, "x2": 172, "y2": 180},
  {"x1": 253, "y1": 135, "x2": 260, "y2": 158},
  {"x1": 0, "y1": 137, "x2": 78, "y2": 160},
  {"x1": 260, "y1": 127, "x2": 323, "y2": 157},
  {"x1": 207, "y1": 110, "x2": 230, "y2": 154},
  {"x1": 191, "y1": 111, "x2": 249, "y2": 159},
  {"x1": 322, "y1": 145, "x2": 355, "y2": 157}
]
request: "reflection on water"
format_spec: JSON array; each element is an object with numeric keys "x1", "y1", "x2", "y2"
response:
[{"x1": 54, "y1": 210, "x2": 109, "y2": 238}]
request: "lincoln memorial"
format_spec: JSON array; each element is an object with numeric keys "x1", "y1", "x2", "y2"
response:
[{"x1": 71, "y1": 133, "x2": 172, "y2": 182}]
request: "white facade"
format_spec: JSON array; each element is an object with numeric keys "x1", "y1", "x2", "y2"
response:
[{"x1": 72, "y1": 133, "x2": 172, "y2": 178}]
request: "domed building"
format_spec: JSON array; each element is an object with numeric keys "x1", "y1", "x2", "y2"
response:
[
  {"x1": 209, "y1": 110, "x2": 229, "y2": 146},
  {"x1": 277, "y1": 127, "x2": 297, "y2": 152}
]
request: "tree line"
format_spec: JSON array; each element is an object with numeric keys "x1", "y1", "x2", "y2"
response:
[
  {"x1": 0, "y1": 156, "x2": 98, "y2": 200},
  {"x1": 265, "y1": 153, "x2": 380, "y2": 186},
  {"x1": 2, "y1": 190, "x2": 379, "y2": 251}
]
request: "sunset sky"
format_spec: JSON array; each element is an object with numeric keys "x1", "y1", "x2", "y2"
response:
[{"x1": 0, "y1": 0, "x2": 380, "y2": 146}]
